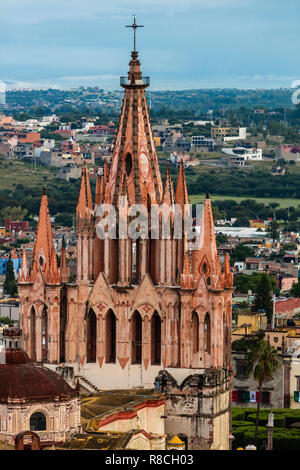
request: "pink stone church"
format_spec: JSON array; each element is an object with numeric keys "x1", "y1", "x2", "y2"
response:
[{"x1": 18, "y1": 43, "x2": 234, "y2": 449}]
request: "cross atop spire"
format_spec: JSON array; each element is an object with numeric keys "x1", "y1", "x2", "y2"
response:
[{"x1": 126, "y1": 16, "x2": 144, "y2": 52}]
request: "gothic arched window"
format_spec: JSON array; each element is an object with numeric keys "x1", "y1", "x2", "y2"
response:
[
  {"x1": 105, "y1": 309, "x2": 116, "y2": 363},
  {"x1": 204, "y1": 313, "x2": 211, "y2": 354},
  {"x1": 131, "y1": 311, "x2": 142, "y2": 364},
  {"x1": 125, "y1": 152, "x2": 132, "y2": 178},
  {"x1": 192, "y1": 311, "x2": 199, "y2": 354},
  {"x1": 30, "y1": 412, "x2": 46, "y2": 431},
  {"x1": 151, "y1": 311, "x2": 161, "y2": 365},
  {"x1": 86, "y1": 310, "x2": 97, "y2": 363}
]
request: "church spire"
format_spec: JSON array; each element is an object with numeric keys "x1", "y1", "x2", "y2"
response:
[
  {"x1": 108, "y1": 25, "x2": 163, "y2": 206},
  {"x1": 224, "y1": 252, "x2": 233, "y2": 288},
  {"x1": 162, "y1": 162, "x2": 175, "y2": 206},
  {"x1": 30, "y1": 192, "x2": 60, "y2": 284},
  {"x1": 175, "y1": 160, "x2": 189, "y2": 211},
  {"x1": 193, "y1": 195, "x2": 218, "y2": 282},
  {"x1": 181, "y1": 250, "x2": 193, "y2": 289},
  {"x1": 77, "y1": 164, "x2": 93, "y2": 219}
]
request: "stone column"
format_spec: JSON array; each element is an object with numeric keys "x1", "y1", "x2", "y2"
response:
[
  {"x1": 35, "y1": 312, "x2": 42, "y2": 362},
  {"x1": 140, "y1": 239, "x2": 147, "y2": 279},
  {"x1": 82, "y1": 234, "x2": 89, "y2": 282},
  {"x1": 77, "y1": 235, "x2": 82, "y2": 281}
]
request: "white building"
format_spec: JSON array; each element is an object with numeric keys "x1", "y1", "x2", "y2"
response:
[{"x1": 222, "y1": 147, "x2": 262, "y2": 166}]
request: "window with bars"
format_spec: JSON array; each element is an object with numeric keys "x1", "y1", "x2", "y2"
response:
[{"x1": 236, "y1": 359, "x2": 247, "y2": 377}]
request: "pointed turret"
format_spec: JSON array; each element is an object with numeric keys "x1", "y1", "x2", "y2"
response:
[
  {"x1": 76, "y1": 164, "x2": 93, "y2": 219},
  {"x1": 30, "y1": 191, "x2": 60, "y2": 284},
  {"x1": 175, "y1": 160, "x2": 189, "y2": 211},
  {"x1": 224, "y1": 252, "x2": 233, "y2": 288},
  {"x1": 181, "y1": 251, "x2": 193, "y2": 289},
  {"x1": 48, "y1": 249, "x2": 60, "y2": 285},
  {"x1": 18, "y1": 248, "x2": 29, "y2": 283},
  {"x1": 193, "y1": 194, "x2": 218, "y2": 283},
  {"x1": 163, "y1": 163, "x2": 175, "y2": 206}
]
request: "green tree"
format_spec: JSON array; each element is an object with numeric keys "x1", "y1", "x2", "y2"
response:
[
  {"x1": 0, "y1": 206, "x2": 28, "y2": 223},
  {"x1": 233, "y1": 217, "x2": 250, "y2": 227},
  {"x1": 216, "y1": 233, "x2": 228, "y2": 246},
  {"x1": 231, "y1": 244, "x2": 255, "y2": 264},
  {"x1": 267, "y1": 220, "x2": 280, "y2": 242},
  {"x1": 3, "y1": 257, "x2": 17, "y2": 297},
  {"x1": 290, "y1": 282, "x2": 300, "y2": 298},
  {"x1": 234, "y1": 272, "x2": 277, "y2": 294},
  {"x1": 252, "y1": 273, "x2": 273, "y2": 322},
  {"x1": 246, "y1": 339, "x2": 281, "y2": 446},
  {"x1": 0, "y1": 316, "x2": 14, "y2": 326}
]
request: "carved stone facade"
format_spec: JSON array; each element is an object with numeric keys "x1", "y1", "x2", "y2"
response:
[
  {"x1": 18, "y1": 47, "x2": 233, "y2": 449},
  {"x1": 155, "y1": 369, "x2": 231, "y2": 450}
]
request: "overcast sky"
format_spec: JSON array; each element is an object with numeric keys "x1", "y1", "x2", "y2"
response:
[{"x1": 0, "y1": 0, "x2": 299, "y2": 90}]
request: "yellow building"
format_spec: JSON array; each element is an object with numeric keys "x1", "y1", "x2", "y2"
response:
[
  {"x1": 211, "y1": 126, "x2": 245, "y2": 140},
  {"x1": 249, "y1": 220, "x2": 266, "y2": 229},
  {"x1": 67, "y1": 389, "x2": 166, "y2": 450},
  {"x1": 232, "y1": 312, "x2": 267, "y2": 340},
  {"x1": 153, "y1": 136, "x2": 161, "y2": 147},
  {"x1": 0, "y1": 227, "x2": 8, "y2": 238}
]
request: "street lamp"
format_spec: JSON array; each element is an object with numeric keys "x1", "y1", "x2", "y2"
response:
[{"x1": 266, "y1": 412, "x2": 274, "y2": 450}]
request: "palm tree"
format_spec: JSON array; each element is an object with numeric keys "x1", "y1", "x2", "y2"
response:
[{"x1": 246, "y1": 339, "x2": 281, "y2": 447}]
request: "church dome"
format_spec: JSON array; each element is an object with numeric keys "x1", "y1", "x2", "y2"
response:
[{"x1": 0, "y1": 348, "x2": 78, "y2": 401}]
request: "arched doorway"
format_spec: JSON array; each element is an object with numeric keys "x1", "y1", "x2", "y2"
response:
[
  {"x1": 131, "y1": 311, "x2": 142, "y2": 364},
  {"x1": 15, "y1": 431, "x2": 40, "y2": 451},
  {"x1": 30, "y1": 412, "x2": 46, "y2": 431},
  {"x1": 86, "y1": 310, "x2": 97, "y2": 363},
  {"x1": 204, "y1": 313, "x2": 211, "y2": 354},
  {"x1": 105, "y1": 309, "x2": 116, "y2": 363},
  {"x1": 192, "y1": 311, "x2": 199, "y2": 354},
  {"x1": 41, "y1": 308, "x2": 48, "y2": 362},
  {"x1": 30, "y1": 307, "x2": 36, "y2": 361},
  {"x1": 151, "y1": 311, "x2": 161, "y2": 365}
]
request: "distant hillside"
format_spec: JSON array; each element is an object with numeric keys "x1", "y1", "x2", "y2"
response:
[
  {"x1": 4, "y1": 87, "x2": 294, "y2": 115},
  {"x1": 149, "y1": 88, "x2": 294, "y2": 113}
]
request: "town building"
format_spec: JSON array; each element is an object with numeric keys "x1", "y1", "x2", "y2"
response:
[
  {"x1": 0, "y1": 327, "x2": 81, "y2": 447},
  {"x1": 191, "y1": 135, "x2": 214, "y2": 152},
  {"x1": 211, "y1": 127, "x2": 246, "y2": 142},
  {"x1": 18, "y1": 44, "x2": 233, "y2": 449},
  {"x1": 232, "y1": 328, "x2": 300, "y2": 410},
  {"x1": 275, "y1": 145, "x2": 300, "y2": 162},
  {"x1": 222, "y1": 147, "x2": 262, "y2": 165},
  {"x1": 64, "y1": 389, "x2": 166, "y2": 450}
]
